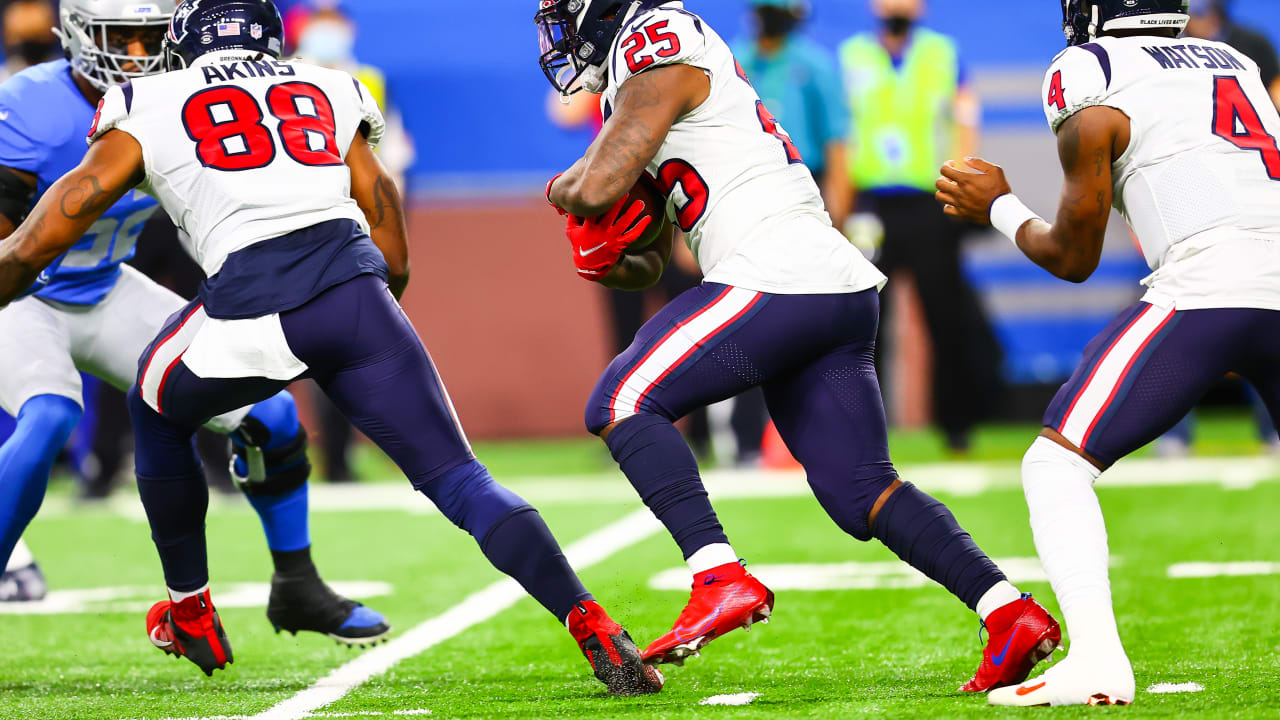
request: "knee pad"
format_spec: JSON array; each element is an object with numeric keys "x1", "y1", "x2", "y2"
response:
[
  {"x1": 807, "y1": 461, "x2": 898, "y2": 542},
  {"x1": 231, "y1": 391, "x2": 310, "y2": 496},
  {"x1": 16, "y1": 395, "x2": 82, "y2": 457},
  {"x1": 420, "y1": 459, "x2": 529, "y2": 540}
]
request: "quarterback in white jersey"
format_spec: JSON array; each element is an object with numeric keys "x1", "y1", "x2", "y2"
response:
[
  {"x1": 937, "y1": 0, "x2": 1280, "y2": 707},
  {"x1": 541, "y1": 0, "x2": 1061, "y2": 691}
]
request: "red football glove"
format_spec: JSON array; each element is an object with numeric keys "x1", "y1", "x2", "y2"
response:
[
  {"x1": 546, "y1": 173, "x2": 568, "y2": 217},
  {"x1": 566, "y1": 196, "x2": 653, "y2": 281}
]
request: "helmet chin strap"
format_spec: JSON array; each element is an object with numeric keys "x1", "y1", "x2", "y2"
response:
[
  {"x1": 579, "y1": 63, "x2": 607, "y2": 94},
  {"x1": 1088, "y1": 4, "x2": 1100, "y2": 42}
]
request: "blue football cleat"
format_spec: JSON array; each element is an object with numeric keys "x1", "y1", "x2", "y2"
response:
[{"x1": 266, "y1": 568, "x2": 390, "y2": 647}]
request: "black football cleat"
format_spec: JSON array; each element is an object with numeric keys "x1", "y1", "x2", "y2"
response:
[
  {"x1": 568, "y1": 600, "x2": 664, "y2": 696},
  {"x1": 266, "y1": 569, "x2": 390, "y2": 647},
  {"x1": 146, "y1": 589, "x2": 233, "y2": 677},
  {"x1": 0, "y1": 561, "x2": 47, "y2": 602}
]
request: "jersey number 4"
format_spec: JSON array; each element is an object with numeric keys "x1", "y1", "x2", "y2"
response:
[
  {"x1": 182, "y1": 82, "x2": 342, "y2": 172},
  {"x1": 1047, "y1": 70, "x2": 1067, "y2": 112},
  {"x1": 1212, "y1": 75, "x2": 1280, "y2": 180}
]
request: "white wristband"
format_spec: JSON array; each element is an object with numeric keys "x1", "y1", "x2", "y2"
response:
[{"x1": 989, "y1": 193, "x2": 1041, "y2": 245}]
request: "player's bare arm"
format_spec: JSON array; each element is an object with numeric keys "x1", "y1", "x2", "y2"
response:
[
  {"x1": 935, "y1": 105, "x2": 1128, "y2": 283},
  {"x1": 0, "y1": 131, "x2": 142, "y2": 305},
  {"x1": 549, "y1": 64, "x2": 709, "y2": 217},
  {"x1": 347, "y1": 132, "x2": 410, "y2": 299},
  {"x1": 599, "y1": 221, "x2": 674, "y2": 291}
]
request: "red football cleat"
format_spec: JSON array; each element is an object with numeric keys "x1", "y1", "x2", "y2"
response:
[
  {"x1": 145, "y1": 588, "x2": 234, "y2": 677},
  {"x1": 641, "y1": 562, "x2": 774, "y2": 666},
  {"x1": 961, "y1": 592, "x2": 1061, "y2": 692},
  {"x1": 567, "y1": 600, "x2": 664, "y2": 696}
]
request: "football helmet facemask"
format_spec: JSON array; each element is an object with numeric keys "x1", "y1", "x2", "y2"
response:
[
  {"x1": 1062, "y1": 0, "x2": 1189, "y2": 47},
  {"x1": 536, "y1": 0, "x2": 652, "y2": 95},
  {"x1": 54, "y1": 0, "x2": 176, "y2": 93}
]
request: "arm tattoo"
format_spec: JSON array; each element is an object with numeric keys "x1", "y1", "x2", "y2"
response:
[
  {"x1": 59, "y1": 175, "x2": 110, "y2": 221},
  {"x1": 368, "y1": 175, "x2": 395, "y2": 230}
]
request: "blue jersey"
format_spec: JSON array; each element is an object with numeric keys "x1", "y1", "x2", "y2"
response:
[{"x1": 0, "y1": 60, "x2": 157, "y2": 305}]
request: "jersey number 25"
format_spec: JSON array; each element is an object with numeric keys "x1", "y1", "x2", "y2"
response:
[{"x1": 182, "y1": 82, "x2": 342, "y2": 172}]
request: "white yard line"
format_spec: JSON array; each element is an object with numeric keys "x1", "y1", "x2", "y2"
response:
[
  {"x1": 42, "y1": 455, "x2": 1280, "y2": 524},
  {"x1": 248, "y1": 508, "x2": 663, "y2": 720}
]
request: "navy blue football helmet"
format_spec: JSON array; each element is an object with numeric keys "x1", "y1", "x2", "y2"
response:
[
  {"x1": 1062, "y1": 0, "x2": 1190, "y2": 46},
  {"x1": 164, "y1": 0, "x2": 284, "y2": 71},
  {"x1": 536, "y1": 0, "x2": 656, "y2": 95}
]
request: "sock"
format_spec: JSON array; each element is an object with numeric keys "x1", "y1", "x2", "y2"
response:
[
  {"x1": 246, "y1": 484, "x2": 311, "y2": 552},
  {"x1": 168, "y1": 583, "x2": 209, "y2": 603},
  {"x1": 872, "y1": 481, "x2": 1007, "y2": 611},
  {"x1": 0, "y1": 395, "x2": 81, "y2": 568},
  {"x1": 605, "y1": 414, "x2": 728, "y2": 559},
  {"x1": 1022, "y1": 436, "x2": 1123, "y2": 657},
  {"x1": 423, "y1": 460, "x2": 592, "y2": 620},
  {"x1": 975, "y1": 580, "x2": 1022, "y2": 622},
  {"x1": 686, "y1": 543, "x2": 739, "y2": 574},
  {"x1": 6, "y1": 538, "x2": 33, "y2": 571},
  {"x1": 480, "y1": 507, "x2": 592, "y2": 620},
  {"x1": 129, "y1": 389, "x2": 210, "y2": 594},
  {"x1": 270, "y1": 546, "x2": 315, "y2": 576}
]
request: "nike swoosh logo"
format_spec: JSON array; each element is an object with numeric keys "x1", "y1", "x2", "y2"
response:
[
  {"x1": 149, "y1": 625, "x2": 174, "y2": 648},
  {"x1": 1016, "y1": 681, "x2": 1046, "y2": 696},
  {"x1": 674, "y1": 606, "x2": 722, "y2": 642},
  {"x1": 991, "y1": 628, "x2": 1019, "y2": 666},
  {"x1": 702, "y1": 575, "x2": 722, "y2": 586},
  {"x1": 578, "y1": 241, "x2": 609, "y2": 257},
  {"x1": 0, "y1": 111, "x2": 9, "y2": 121}
]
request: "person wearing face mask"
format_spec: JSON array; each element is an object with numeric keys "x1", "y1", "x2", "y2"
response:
[
  {"x1": 838, "y1": 0, "x2": 1000, "y2": 454},
  {"x1": 293, "y1": 1, "x2": 416, "y2": 483},
  {"x1": 734, "y1": 0, "x2": 851, "y2": 230},
  {"x1": 1, "y1": 0, "x2": 59, "y2": 82}
]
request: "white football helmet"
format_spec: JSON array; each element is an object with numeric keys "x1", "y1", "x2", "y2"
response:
[{"x1": 53, "y1": 0, "x2": 176, "y2": 92}]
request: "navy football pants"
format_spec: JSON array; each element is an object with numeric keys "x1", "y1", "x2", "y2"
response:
[
  {"x1": 136, "y1": 274, "x2": 473, "y2": 490},
  {"x1": 586, "y1": 283, "x2": 899, "y2": 537},
  {"x1": 1045, "y1": 301, "x2": 1280, "y2": 467}
]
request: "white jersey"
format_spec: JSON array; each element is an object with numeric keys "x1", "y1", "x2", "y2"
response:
[
  {"x1": 89, "y1": 51, "x2": 385, "y2": 278},
  {"x1": 1043, "y1": 35, "x2": 1280, "y2": 311},
  {"x1": 600, "y1": 2, "x2": 885, "y2": 295}
]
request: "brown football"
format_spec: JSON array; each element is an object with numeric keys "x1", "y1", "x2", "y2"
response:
[{"x1": 622, "y1": 173, "x2": 668, "y2": 252}]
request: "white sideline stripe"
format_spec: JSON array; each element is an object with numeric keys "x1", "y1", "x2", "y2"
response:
[
  {"x1": 248, "y1": 509, "x2": 663, "y2": 720},
  {"x1": 38, "y1": 455, "x2": 1280, "y2": 524},
  {"x1": 1166, "y1": 561, "x2": 1280, "y2": 578}
]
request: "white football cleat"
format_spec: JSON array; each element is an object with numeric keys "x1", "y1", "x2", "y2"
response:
[{"x1": 988, "y1": 653, "x2": 1135, "y2": 707}]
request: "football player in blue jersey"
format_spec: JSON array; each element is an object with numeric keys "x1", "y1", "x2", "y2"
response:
[{"x1": 0, "y1": 0, "x2": 390, "y2": 646}]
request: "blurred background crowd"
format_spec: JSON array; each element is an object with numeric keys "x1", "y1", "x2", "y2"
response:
[{"x1": 0, "y1": 0, "x2": 1277, "y2": 496}]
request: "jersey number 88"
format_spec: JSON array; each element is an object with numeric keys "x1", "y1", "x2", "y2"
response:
[{"x1": 182, "y1": 82, "x2": 342, "y2": 172}]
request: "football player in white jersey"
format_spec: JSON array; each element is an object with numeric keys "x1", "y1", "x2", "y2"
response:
[
  {"x1": 539, "y1": 0, "x2": 1061, "y2": 692},
  {"x1": 0, "y1": 0, "x2": 391, "y2": 645},
  {"x1": 0, "y1": 0, "x2": 664, "y2": 694},
  {"x1": 936, "y1": 0, "x2": 1280, "y2": 706}
]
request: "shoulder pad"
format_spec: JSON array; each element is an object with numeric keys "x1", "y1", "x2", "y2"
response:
[
  {"x1": 352, "y1": 75, "x2": 385, "y2": 149},
  {"x1": 1043, "y1": 45, "x2": 1112, "y2": 133},
  {"x1": 88, "y1": 83, "x2": 133, "y2": 146},
  {"x1": 608, "y1": 7, "x2": 710, "y2": 91}
]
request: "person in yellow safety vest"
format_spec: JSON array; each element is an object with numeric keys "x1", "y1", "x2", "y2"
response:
[
  {"x1": 295, "y1": 4, "x2": 416, "y2": 194},
  {"x1": 839, "y1": 0, "x2": 1001, "y2": 454}
]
